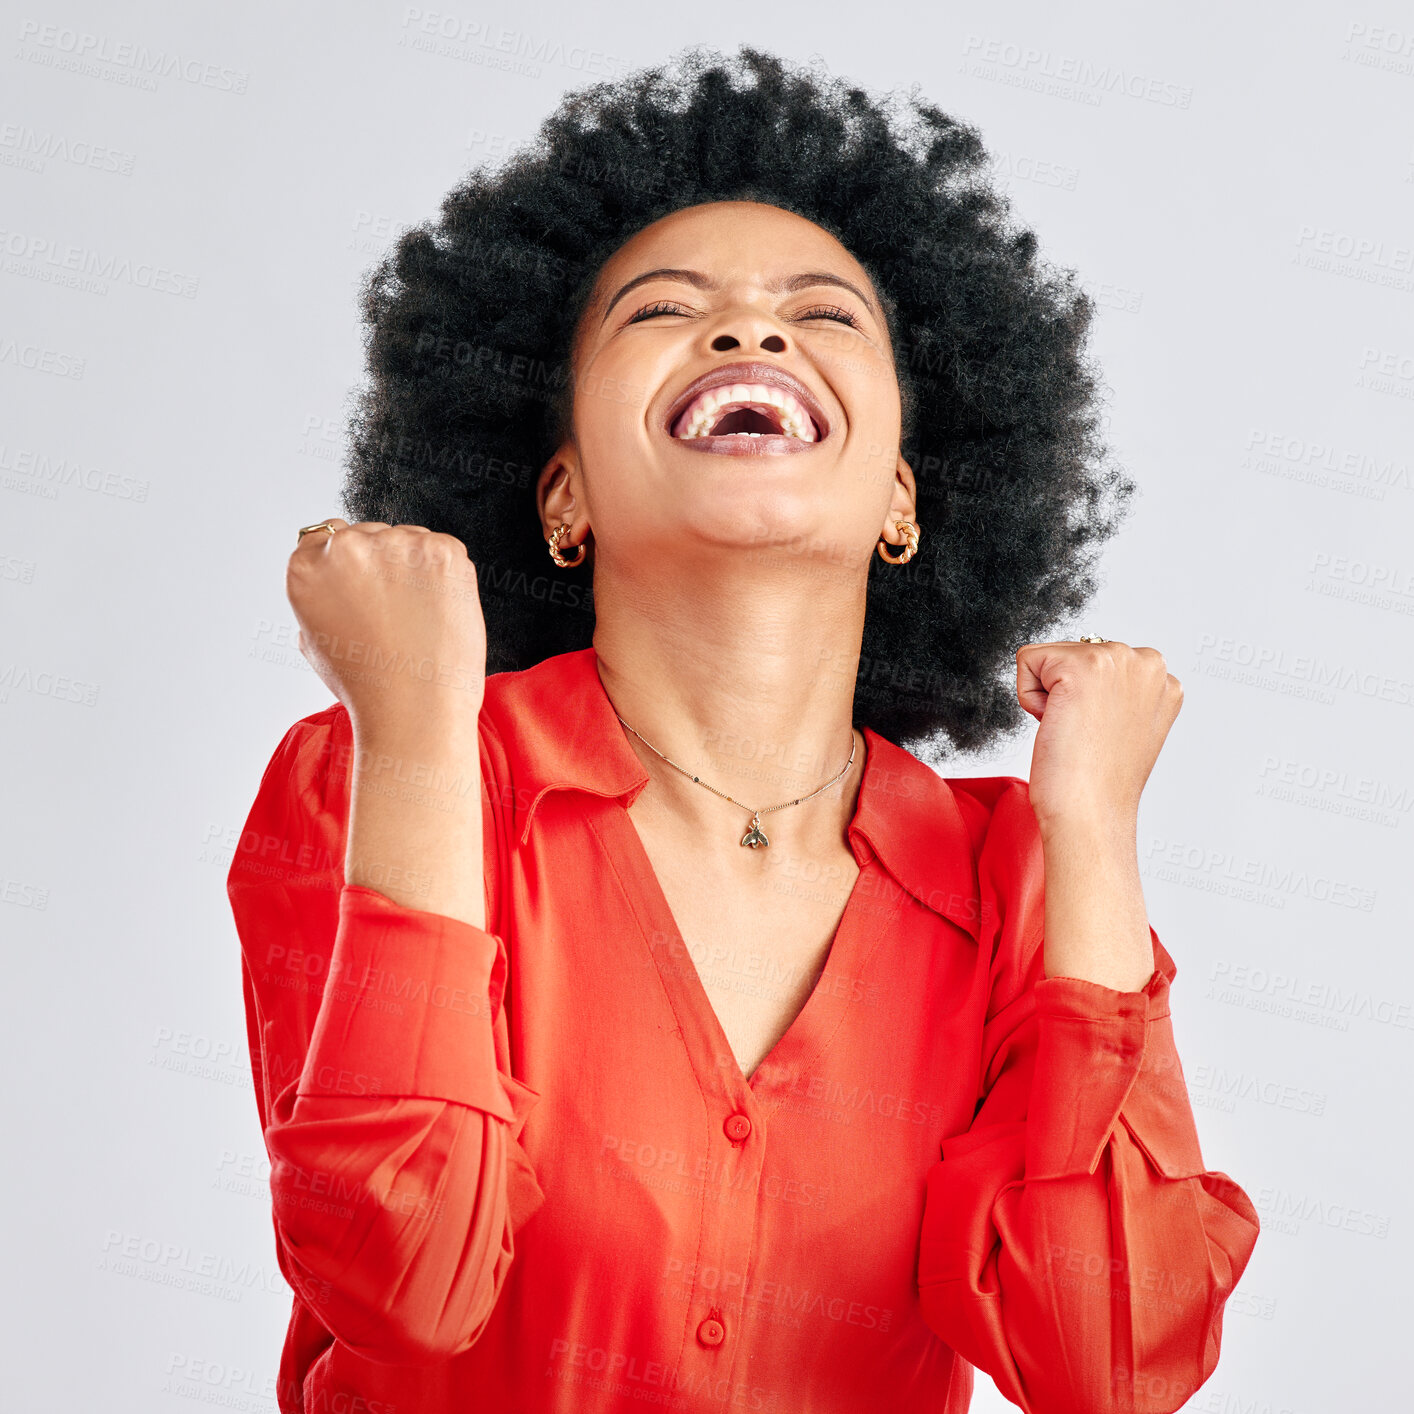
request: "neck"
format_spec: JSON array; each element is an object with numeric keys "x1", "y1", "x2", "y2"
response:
[{"x1": 590, "y1": 554, "x2": 869, "y2": 859}]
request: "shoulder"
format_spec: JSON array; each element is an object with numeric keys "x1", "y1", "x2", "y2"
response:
[
  {"x1": 942, "y1": 774, "x2": 1045, "y2": 958},
  {"x1": 256, "y1": 697, "x2": 518, "y2": 865},
  {"x1": 946, "y1": 772, "x2": 1042, "y2": 868},
  {"x1": 856, "y1": 728, "x2": 1041, "y2": 937},
  {"x1": 259, "y1": 701, "x2": 356, "y2": 817},
  {"x1": 476, "y1": 654, "x2": 548, "y2": 760},
  {"x1": 234, "y1": 701, "x2": 352, "y2": 806},
  {"x1": 943, "y1": 771, "x2": 1030, "y2": 825},
  {"x1": 946, "y1": 776, "x2": 1048, "y2": 997},
  {"x1": 930, "y1": 768, "x2": 1039, "y2": 860},
  {"x1": 949, "y1": 772, "x2": 1037, "y2": 828},
  {"x1": 859, "y1": 726, "x2": 1039, "y2": 859},
  {"x1": 474, "y1": 655, "x2": 570, "y2": 820},
  {"x1": 227, "y1": 703, "x2": 353, "y2": 906}
]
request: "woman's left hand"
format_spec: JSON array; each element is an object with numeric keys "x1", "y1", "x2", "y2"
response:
[{"x1": 1015, "y1": 639, "x2": 1184, "y2": 840}]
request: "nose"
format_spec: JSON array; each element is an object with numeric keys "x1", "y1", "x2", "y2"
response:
[
  {"x1": 702, "y1": 303, "x2": 788, "y2": 355},
  {"x1": 712, "y1": 330, "x2": 787, "y2": 353}
]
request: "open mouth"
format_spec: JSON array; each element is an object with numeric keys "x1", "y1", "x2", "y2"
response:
[
  {"x1": 689, "y1": 404, "x2": 806, "y2": 438},
  {"x1": 666, "y1": 377, "x2": 829, "y2": 448}
]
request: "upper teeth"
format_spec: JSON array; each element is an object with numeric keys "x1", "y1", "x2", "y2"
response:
[{"x1": 674, "y1": 383, "x2": 818, "y2": 441}]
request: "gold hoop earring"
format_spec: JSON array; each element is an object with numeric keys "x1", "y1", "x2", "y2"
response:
[
  {"x1": 548, "y1": 523, "x2": 586, "y2": 568},
  {"x1": 876, "y1": 520, "x2": 920, "y2": 566}
]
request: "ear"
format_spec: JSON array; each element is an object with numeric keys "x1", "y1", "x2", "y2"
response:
[
  {"x1": 879, "y1": 452, "x2": 917, "y2": 545},
  {"x1": 537, "y1": 441, "x2": 585, "y2": 539}
]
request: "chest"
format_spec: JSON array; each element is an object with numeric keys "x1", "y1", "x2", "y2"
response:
[
  {"x1": 626, "y1": 818, "x2": 861, "y2": 1081},
  {"x1": 490, "y1": 783, "x2": 987, "y2": 1408}
]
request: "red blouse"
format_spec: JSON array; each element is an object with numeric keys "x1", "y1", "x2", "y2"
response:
[{"x1": 227, "y1": 644, "x2": 1260, "y2": 1414}]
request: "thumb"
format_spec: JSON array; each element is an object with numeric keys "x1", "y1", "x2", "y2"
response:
[{"x1": 1015, "y1": 645, "x2": 1051, "y2": 721}]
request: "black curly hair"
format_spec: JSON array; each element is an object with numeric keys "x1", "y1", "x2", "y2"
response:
[{"x1": 341, "y1": 44, "x2": 1135, "y2": 763}]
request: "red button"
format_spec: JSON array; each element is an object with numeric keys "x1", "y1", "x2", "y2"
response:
[
  {"x1": 724, "y1": 1112, "x2": 751, "y2": 1142},
  {"x1": 697, "y1": 1317, "x2": 726, "y2": 1347}
]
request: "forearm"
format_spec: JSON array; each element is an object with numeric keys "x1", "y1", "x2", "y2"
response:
[
  {"x1": 1038, "y1": 815, "x2": 1154, "y2": 992},
  {"x1": 346, "y1": 708, "x2": 486, "y2": 930},
  {"x1": 267, "y1": 1091, "x2": 512, "y2": 1363},
  {"x1": 921, "y1": 1107, "x2": 1256, "y2": 1414}
]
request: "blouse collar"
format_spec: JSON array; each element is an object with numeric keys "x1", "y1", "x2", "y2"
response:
[{"x1": 483, "y1": 645, "x2": 983, "y2": 942}]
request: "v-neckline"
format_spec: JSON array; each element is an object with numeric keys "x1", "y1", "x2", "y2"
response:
[{"x1": 590, "y1": 737, "x2": 903, "y2": 1111}]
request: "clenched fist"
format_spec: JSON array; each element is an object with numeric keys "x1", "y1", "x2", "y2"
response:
[
  {"x1": 286, "y1": 519, "x2": 487, "y2": 735},
  {"x1": 1015, "y1": 638, "x2": 1183, "y2": 838}
]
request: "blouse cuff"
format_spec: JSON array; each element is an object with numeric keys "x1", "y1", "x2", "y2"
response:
[
  {"x1": 1024, "y1": 927, "x2": 1207, "y2": 1182},
  {"x1": 295, "y1": 884, "x2": 519, "y2": 1123}
]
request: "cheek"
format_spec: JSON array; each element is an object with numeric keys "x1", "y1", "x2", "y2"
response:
[
  {"x1": 849, "y1": 348, "x2": 902, "y2": 405},
  {"x1": 810, "y1": 332, "x2": 897, "y2": 411},
  {"x1": 574, "y1": 344, "x2": 660, "y2": 450},
  {"x1": 835, "y1": 364, "x2": 903, "y2": 452}
]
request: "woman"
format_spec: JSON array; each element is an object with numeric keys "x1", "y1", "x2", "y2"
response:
[{"x1": 228, "y1": 46, "x2": 1259, "y2": 1414}]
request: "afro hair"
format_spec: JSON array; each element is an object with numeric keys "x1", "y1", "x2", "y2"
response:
[{"x1": 341, "y1": 44, "x2": 1135, "y2": 764}]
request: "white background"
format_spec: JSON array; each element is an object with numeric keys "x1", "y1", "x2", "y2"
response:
[{"x1": 2, "y1": 2, "x2": 1411, "y2": 1409}]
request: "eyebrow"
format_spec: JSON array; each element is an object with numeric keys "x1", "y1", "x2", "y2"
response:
[{"x1": 599, "y1": 267, "x2": 880, "y2": 324}]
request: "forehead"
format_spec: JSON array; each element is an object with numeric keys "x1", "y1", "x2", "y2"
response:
[{"x1": 589, "y1": 200, "x2": 873, "y2": 305}]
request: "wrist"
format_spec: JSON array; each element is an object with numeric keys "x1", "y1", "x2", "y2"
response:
[
  {"x1": 352, "y1": 689, "x2": 482, "y2": 736},
  {"x1": 351, "y1": 702, "x2": 483, "y2": 758},
  {"x1": 1037, "y1": 808, "x2": 1138, "y2": 855}
]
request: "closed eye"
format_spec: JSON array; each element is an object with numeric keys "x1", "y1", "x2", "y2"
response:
[
  {"x1": 795, "y1": 304, "x2": 861, "y2": 328},
  {"x1": 625, "y1": 300, "x2": 862, "y2": 329},
  {"x1": 625, "y1": 299, "x2": 691, "y2": 323}
]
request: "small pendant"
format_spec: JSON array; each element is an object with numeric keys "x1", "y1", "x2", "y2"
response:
[{"x1": 740, "y1": 811, "x2": 769, "y2": 849}]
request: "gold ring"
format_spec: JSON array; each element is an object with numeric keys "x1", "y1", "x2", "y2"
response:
[
  {"x1": 1077, "y1": 634, "x2": 1109, "y2": 643},
  {"x1": 298, "y1": 520, "x2": 339, "y2": 542}
]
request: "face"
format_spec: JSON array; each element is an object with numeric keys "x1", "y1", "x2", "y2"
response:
[{"x1": 538, "y1": 200, "x2": 916, "y2": 578}]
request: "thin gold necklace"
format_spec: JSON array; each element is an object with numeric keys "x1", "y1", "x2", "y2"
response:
[{"x1": 613, "y1": 713, "x2": 859, "y2": 849}]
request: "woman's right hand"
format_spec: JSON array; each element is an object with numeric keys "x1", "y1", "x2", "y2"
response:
[{"x1": 286, "y1": 519, "x2": 488, "y2": 735}]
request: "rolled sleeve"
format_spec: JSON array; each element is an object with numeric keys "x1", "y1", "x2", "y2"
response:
[
  {"x1": 297, "y1": 883, "x2": 518, "y2": 1123},
  {"x1": 1026, "y1": 927, "x2": 1207, "y2": 1182},
  {"x1": 917, "y1": 781, "x2": 1259, "y2": 1414}
]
